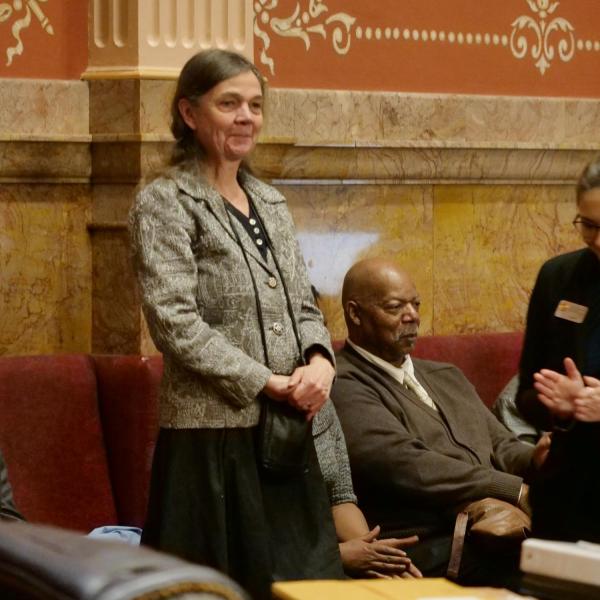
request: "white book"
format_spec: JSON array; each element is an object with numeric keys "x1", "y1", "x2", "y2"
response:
[{"x1": 520, "y1": 538, "x2": 600, "y2": 587}]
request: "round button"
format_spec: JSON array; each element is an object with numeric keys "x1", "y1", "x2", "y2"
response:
[
  {"x1": 249, "y1": 218, "x2": 257, "y2": 225},
  {"x1": 256, "y1": 238, "x2": 264, "y2": 246},
  {"x1": 272, "y1": 322, "x2": 284, "y2": 335},
  {"x1": 253, "y1": 227, "x2": 260, "y2": 234},
  {"x1": 268, "y1": 276, "x2": 277, "y2": 288}
]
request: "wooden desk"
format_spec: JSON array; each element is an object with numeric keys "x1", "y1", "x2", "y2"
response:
[{"x1": 272, "y1": 578, "x2": 532, "y2": 599}]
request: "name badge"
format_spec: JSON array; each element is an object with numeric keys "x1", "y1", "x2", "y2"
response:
[{"x1": 554, "y1": 300, "x2": 588, "y2": 324}]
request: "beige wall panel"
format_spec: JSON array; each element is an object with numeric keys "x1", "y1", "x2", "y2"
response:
[
  {"x1": 0, "y1": 80, "x2": 89, "y2": 138},
  {"x1": 0, "y1": 185, "x2": 91, "y2": 355}
]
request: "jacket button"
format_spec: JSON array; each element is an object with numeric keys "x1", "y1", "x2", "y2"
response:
[
  {"x1": 272, "y1": 322, "x2": 284, "y2": 335},
  {"x1": 268, "y1": 276, "x2": 277, "y2": 288}
]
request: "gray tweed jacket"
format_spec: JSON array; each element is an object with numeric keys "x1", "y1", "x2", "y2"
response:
[{"x1": 129, "y1": 161, "x2": 333, "y2": 428}]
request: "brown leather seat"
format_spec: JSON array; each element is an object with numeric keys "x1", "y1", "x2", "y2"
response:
[{"x1": 0, "y1": 521, "x2": 248, "y2": 600}]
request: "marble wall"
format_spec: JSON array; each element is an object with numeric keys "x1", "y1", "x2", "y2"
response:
[
  {"x1": 0, "y1": 79, "x2": 91, "y2": 356},
  {"x1": 1, "y1": 78, "x2": 599, "y2": 355},
  {"x1": 284, "y1": 182, "x2": 578, "y2": 341},
  {"x1": 255, "y1": 89, "x2": 598, "y2": 341}
]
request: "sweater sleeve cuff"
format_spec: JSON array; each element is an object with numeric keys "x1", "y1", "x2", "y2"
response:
[{"x1": 487, "y1": 471, "x2": 524, "y2": 505}]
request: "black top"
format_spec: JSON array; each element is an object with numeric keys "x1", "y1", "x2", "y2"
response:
[
  {"x1": 226, "y1": 201, "x2": 270, "y2": 261},
  {"x1": 516, "y1": 248, "x2": 600, "y2": 543},
  {"x1": 517, "y1": 248, "x2": 600, "y2": 429}
]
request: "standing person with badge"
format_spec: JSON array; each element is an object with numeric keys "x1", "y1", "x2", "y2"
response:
[
  {"x1": 516, "y1": 158, "x2": 600, "y2": 542},
  {"x1": 129, "y1": 49, "x2": 343, "y2": 599}
]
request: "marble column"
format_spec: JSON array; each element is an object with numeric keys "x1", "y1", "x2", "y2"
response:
[{"x1": 86, "y1": 0, "x2": 254, "y2": 354}]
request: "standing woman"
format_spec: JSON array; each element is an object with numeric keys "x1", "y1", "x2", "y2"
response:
[
  {"x1": 516, "y1": 158, "x2": 600, "y2": 542},
  {"x1": 129, "y1": 50, "x2": 343, "y2": 598}
]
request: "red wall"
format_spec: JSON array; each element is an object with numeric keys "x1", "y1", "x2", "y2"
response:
[
  {"x1": 2, "y1": 0, "x2": 599, "y2": 97},
  {"x1": 254, "y1": 0, "x2": 600, "y2": 97},
  {"x1": 0, "y1": 1, "x2": 87, "y2": 79}
]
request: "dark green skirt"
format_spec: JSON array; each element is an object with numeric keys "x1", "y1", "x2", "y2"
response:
[{"x1": 142, "y1": 426, "x2": 343, "y2": 599}]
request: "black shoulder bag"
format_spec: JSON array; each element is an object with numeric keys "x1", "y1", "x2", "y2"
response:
[{"x1": 224, "y1": 202, "x2": 311, "y2": 477}]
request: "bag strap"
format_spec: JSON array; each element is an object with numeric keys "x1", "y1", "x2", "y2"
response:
[
  {"x1": 447, "y1": 510, "x2": 469, "y2": 580},
  {"x1": 257, "y1": 203, "x2": 305, "y2": 365},
  {"x1": 223, "y1": 197, "x2": 305, "y2": 370}
]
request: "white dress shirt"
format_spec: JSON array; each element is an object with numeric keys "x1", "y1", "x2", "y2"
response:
[{"x1": 346, "y1": 338, "x2": 438, "y2": 411}]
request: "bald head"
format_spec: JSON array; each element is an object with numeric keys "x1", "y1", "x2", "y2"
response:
[
  {"x1": 342, "y1": 258, "x2": 413, "y2": 305},
  {"x1": 342, "y1": 259, "x2": 421, "y2": 365}
]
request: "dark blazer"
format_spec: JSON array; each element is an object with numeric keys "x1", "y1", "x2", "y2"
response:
[
  {"x1": 515, "y1": 248, "x2": 600, "y2": 542},
  {"x1": 331, "y1": 344, "x2": 533, "y2": 539},
  {"x1": 517, "y1": 248, "x2": 600, "y2": 429},
  {"x1": 130, "y1": 162, "x2": 333, "y2": 429}
]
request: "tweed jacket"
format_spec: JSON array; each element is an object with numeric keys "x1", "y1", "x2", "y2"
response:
[
  {"x1": 331, "y1": 344, "x2": 534, "y2": 538},
  {"x1": 313, "y1": 400, "x2": 357, "y2": 507},
  {"x1": 129, "y1": 162, "x2": 333, "y2": 428}
]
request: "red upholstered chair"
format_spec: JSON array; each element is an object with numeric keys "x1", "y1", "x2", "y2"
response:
[
  {"x1": 93, "y1": 355, "x2": 163, "y2": 528},
  {"x1": 332, "y1": 332, "x2": 523, "y2": 409},
  {"x1": 411, "y1": 332, "x2": 523, "y2": 408},
  {"x1": 0, "y1": 355, "x2": 118, "y2": 531}
]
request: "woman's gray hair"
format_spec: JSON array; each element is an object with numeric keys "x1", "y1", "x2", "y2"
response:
[{"x1": 169, "y1": 49, "x2": 265, "y2": 166}]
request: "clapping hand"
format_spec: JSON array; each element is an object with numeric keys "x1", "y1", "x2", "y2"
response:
[
  {"x1": 574, "y1": 376, "x2": 600, "y2": 422},
  {"x1": 533, "y1": 357, "x2": 584, "y2": 419}
]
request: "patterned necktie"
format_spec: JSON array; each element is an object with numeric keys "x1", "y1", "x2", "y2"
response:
[{"x1": 404, "y1": 371, "x2": 438, "y2": 411}]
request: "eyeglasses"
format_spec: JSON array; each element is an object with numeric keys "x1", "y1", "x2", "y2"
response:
[{"x1": 573, "y1": 217, "x2": 600, "y2": 240}]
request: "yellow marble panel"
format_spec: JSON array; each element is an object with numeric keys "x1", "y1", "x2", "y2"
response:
[
  {"x1": 280, "y1": 183, "x2": 434, "y2": 342},
  {"x1": 139, "y1": 80, "x2": 175, "y2": 136},
  {"x1": 92, "y1": 184, "x2": 137, "y2": 223},
  {"x1": 432, "y1": 185, "x2": 582, "y2": 335},
  {"x1": 0, "y1": 184, "x2": 91, "y2": 356},
  {"x1": 89, "y1": 80, "x2": 140, "y2": 135},
  {"x1": 91, "y1": 228, "x2": 141, "y2": 354}
]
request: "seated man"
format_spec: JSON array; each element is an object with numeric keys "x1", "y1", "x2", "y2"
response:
[{"x1": 330, "y1": 258, "x2": 547, "y2": 587}]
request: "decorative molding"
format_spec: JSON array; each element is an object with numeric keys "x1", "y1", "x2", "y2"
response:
[
  {"x1": 86, "y1": 0, "x2": 254, "y2": 80},
  {"x1": 0, "y1": 140, "x2": 90, "y2": 183},
  {"x1": 253, "y1": 143, "x2": 597, "y2": 185},
  {"x1": 510, "y1": 0, "x2": 575, "y2": 75},
  {"x1": 87, "y1": 222, "x2": 127, "y2": 231},
  {"x1": 255, "y1": 0, "x2": 597, "y2": 76},
  {"x1": 254, "y1": 0, "x2": 354, "y2": 74},
  {"x1": 0, "y1": 0, "x2": 54, "y2": 67},
  {"x1": 3, "y1": 137, "x2": 596, "y2": 187}
]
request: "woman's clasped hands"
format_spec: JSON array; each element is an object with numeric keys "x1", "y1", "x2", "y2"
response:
[
  {"x1": 534, "y1": 357, "x2": 600, "y2": 422},
  {"x1": 263, "y1": 353, "x2": 335, "y2": 420}
]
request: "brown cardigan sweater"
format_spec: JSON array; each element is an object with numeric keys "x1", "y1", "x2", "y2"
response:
[{"x1": 331, "y1": 344, "x2": 534, "y2": 538}]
